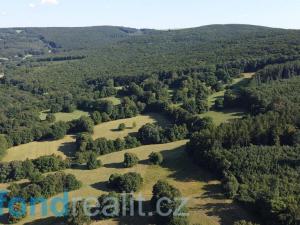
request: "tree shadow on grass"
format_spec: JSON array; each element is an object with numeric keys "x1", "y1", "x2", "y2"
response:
[
  {"x1": 159, "y1": 146, "x2": 215, "y2": 183},
  {"x1": 104, "y1": 162, "x2": 124, "y2": 169},
  {"x1": 90, "y1": 181, "x2": 111, "y2": 192},
  {"x1": 147, "y1": 113, "x2": 170, "y2": 127},
  {"x1": 114, "y1": 200, "x2": 156, "y2": 225},
  {"x1": 58, "y1": 140, "x2": 77, "y2": 157},
  {"x1": 158, "y1": 145, "x2": 258, "y2": 225},
  {"x1": 139, "y1": 159, "x2": 150, "y2": 166},
  {"x1": 199, "y1": 202, "x2": 257, "y2": 225},
  {"x1": 200, "y1": 183, "x2": 227, "y2": 200},
  {"x1": 24, "y1": 217, "x2": 64, "y2": 225},
  {"x1": 71, "y1": 163, "x2": 88, "y2": 170}
]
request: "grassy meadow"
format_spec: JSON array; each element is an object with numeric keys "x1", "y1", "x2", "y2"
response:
[
  {"x1": 3, "y1": 114, "x2": 168, "y2": 162},
  {"x1": 0, "y1": 140, "x2": 255, "y2": 225},
  {"x1": 40, "y1": 110, "x2": 90, "y2": 122},
  {"x1": 200, "y1": 73, "x2": 255, "y2": 125}
]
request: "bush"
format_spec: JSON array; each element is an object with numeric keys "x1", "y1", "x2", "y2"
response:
[
  {"x1": 152, "y1": 180, "x2": 186, "y2": 225},
  {"x1": 118, "y1": 123, "x2": 126, "y2": 131},
  {"x1": 108, "y1": 172, "x2": 143, "y2": 193},
  {"x1": 65, "y1": 200, "x2": 91, "y2": 225},
  {"x1": 62, "y1": 104, "x2": 76, "y2": 113},
  {"x1": 46, "y1": 113, "x2": 56, "y2": 123},
  {"x1": 86, "y1": 153, "x2": 102, "y2": 170},
  {"x1": 98, "y1": 192, "x2": 134, "y2": 219},
  {"x1": 0, "y1": 135, "x2": 8, "y2": 160},
  {"x1": 214, "y1": 98, "x2": 224, "y2": 110},
  {"x1": 32, "y1": 155, "x2": 69, "y2": 173},
  {"x1": 90, "y1": 111, "x2": 102, "y2": 125},
  {"x1": 138, "y1": 123, "x2": 163, "y2": 144},
  {"x1": 123, "y1": 153, "x2": 139, "y2": 168},
  {"x1": 49, "y1": 121, "x2": 69, "y2": 140},
  {"x1": 149, "y1": 152, "x2": 163, "y2": 165},
  {"x1": 70, "y1": 116, "x2": 94, "y2": 134}
]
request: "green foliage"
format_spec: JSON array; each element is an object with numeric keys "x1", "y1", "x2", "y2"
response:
[
  {"x1": 90, "y1": 111, "x2": 102, "y2": 124},
  {"x1": 86, "y1": 153, "x2": 102, "y2": 170},
  {"x1": 151, "y1": 180, "x2": 188, "y2": 225},
  {"x1": 0, "y1": 155, "x2": 69, "y2": 183},
  {"x1": 75, "y1": 133, "x2": 141, "y2": 159},
  {"x1": 49, "y1": 121, "x2": 69, "y2": 140},
  {"x1": 123, "y1": 152, "x2": 139, "y2": 168},
  {"x1": 8, "y1": 172, "x2": 81, "y2": 202},
  {"x1": 70, "y1": 116, "x2": 94, "y2": 134},
  {"x1": 149, "y1": 152, "x2": 163, "y2": 165},
  {"x1": 0, "y1": 134, "x2": 8, "y2": 160},
  {"x1": 214, "y1": 98, "x2": 224, "y2": 110},
  {"x1": 118, "y1": 123, "x2": 126, "y2": 131},
  {"x1": 138, "y1": 123, "x2": 188, "y2": 145},
  {"x1": 46, "y1": 113, "x2": 56, "y2": 123},
  {"x1": 32, "y1": 155, "x2": 70, "y2": 173},
  {"x1": 97, "y1": 192, "x2": 134, "y2": 219},
  {"x1": 108, "y1": 172, "x2": 143, "y2": 193},
  {"x1": 65, "y1": 200, "x2": 91, "y2": 225}
]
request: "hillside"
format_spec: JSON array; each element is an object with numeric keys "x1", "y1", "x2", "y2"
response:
[{"x1": 0, "y1": 24, "x2": 300, "y2": 225}]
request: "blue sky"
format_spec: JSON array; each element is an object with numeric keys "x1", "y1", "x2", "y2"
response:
[{"x1": 0, "y1": 0, "x2": 300, "y2": 29}]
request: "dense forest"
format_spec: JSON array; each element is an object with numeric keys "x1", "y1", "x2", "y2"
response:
[{"x1": 1, "y1": 24, "x2": 300, "y2": 225}]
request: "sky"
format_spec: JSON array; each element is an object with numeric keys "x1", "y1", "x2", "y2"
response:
[{"x1": 0, "y1": 0, "x2": 300, "y2": 29}]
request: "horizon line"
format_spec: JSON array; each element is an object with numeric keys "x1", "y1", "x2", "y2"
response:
[{"x1": 0, "y1": 23, "x2": 298, "y2": 31}]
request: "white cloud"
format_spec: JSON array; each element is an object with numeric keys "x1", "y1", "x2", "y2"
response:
[
  {"x1": 1, "y1": 11, "x2": 7, "y2": 16},
  {"x1": 41, "y1": 0, "x2": 59, "y2": 5},
  {"x1": 29, "y1": 3, "x2": 36, "y2": 8}
]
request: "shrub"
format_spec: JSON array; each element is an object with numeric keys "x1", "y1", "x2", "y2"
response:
[
  {"x1": 49, "y1": 121, "x2": 69, "y2": 140},
  {"x1": 62, "y1": 104, "x2": 76, "y2": 113},
  {"x1": 70, "y1": 116, "x2": 94, "y2": 134},
  {"x1": 108, "y1": 172, "x2": 143, "y2": 193},
  {"x1": 86, "y1": 153, "x2": 102, "y2": 170},
  {"x1": 138, "y1": 123, "x2": 163, "y2": 144},
  {"x1": 0, "y1": 134, "x2": 8, "y2": 160},
  {"x1": 46, "y1": 113, "x2": 56, "y2": 123},
  {"x1": 152, "y1": 180, "x2": 186, "y2": 225},
  {"x1": 149, "y1": 152, "x2": 163, "y2": 165},
  {"x1": 90, "y1": 111, "x2": 102, "y2": 125},
  {"x1": 123, "y1": 153, "x2": 139, "y2": 168},
  {"x1": 65, "y1": 200, "x2": 91, "y2": 225},
  {"x1": 98, "y1": 192, "x2": 134, "y2": 219},
  {"x1": 118, "y1": 123, "x2": 126, "y2": 131}
]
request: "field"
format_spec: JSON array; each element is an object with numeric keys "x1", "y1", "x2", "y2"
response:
[
  {"x1": 200, "y1": 73, "x2": 254, "y2": 125},
  {"x1": 40, "y1": 110, "x2": 89, "y2": 122},
  {"x1": 3, "y1": 114, "x2": 167, "y2": 162},
  {"x1": 92, "y1": 113, "x2": 169, "y2": 140},
  {"x1": 101, "y1": 96, "x2": 121, "y2": 105},
  {"x1": 0, "y1": 140, "x2": 255, "y2": 225}
]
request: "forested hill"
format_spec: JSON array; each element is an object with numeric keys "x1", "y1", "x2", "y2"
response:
[{"x1": 1, "y1": 24, "x2": 300, "y2": 65}]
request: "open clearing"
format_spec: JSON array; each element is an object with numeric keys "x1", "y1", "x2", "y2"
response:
[
  {"x1": 201, "y1": 73, "x2": 255, "y2": 125},
  {"x1": 101, "y1": 96, "x2": 121, "y2": 105},
  {"x1": 92, "y1": 113, "x2": 169, "y2": 140},
  {"x1": 40, "y1": 110, "x2": 90, "y2": 122},
  {"x1": 0, "y1": 140, "x2": 255, "y2": 225},
  {"x1": 3, "y1": 114, "x2": 168, "y2": 162}
]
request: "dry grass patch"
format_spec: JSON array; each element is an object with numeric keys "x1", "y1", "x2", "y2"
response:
[
  {"x1": 3, "y1": 114, "x2": 168, "y2": 162},
  {"x1": 92, "y1": 113, "x2": 169, "y2": 140},
  {"x1": 5, "y1": 140, "x2": 255, "y2": 225},
  {"x1": 2, "y1": 135, "x2": 76, "y2": 162}
]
